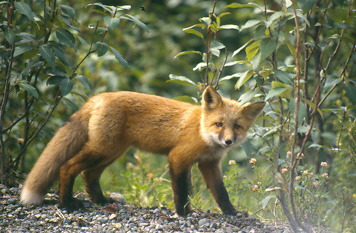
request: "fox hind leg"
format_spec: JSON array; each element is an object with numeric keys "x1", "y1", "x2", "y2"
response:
[
  {"x1": 82, "y1": 147, "x2": 128, "y2": 204},
  {"x1": 82, "y1": 164, "x2": 112, "y2": 204},
  {"x1": 59, "y1": 145, "x2": 126, "y2": 210},
  {"x1": 59, "y1": 147, "x2": 93, "y2": 210}
]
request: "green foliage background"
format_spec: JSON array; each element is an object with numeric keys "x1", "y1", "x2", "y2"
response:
[{"x1": 1, "y1": 0, "x2": 356, "y2": 232}]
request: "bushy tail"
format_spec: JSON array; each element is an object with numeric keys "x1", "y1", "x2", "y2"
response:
[{"x1": 20, "y1": 114, "x2": 88, "y2": 205}]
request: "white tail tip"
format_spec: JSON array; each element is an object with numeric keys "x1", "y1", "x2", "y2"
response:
[{"x1": 20, "y1": 188, "x2": 44, "y2": 205}]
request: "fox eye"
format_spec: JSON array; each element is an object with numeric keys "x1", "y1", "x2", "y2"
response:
[
  {"x1": 216, "y1": 122, "x2": 223, "y2": 127},
  {"x1": 234, "y1": 123, "x2": 240, "y2": 129}
]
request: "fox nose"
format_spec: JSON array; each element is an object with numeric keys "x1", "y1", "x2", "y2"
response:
[{"x1": 225, "y1": 139, "x2": 233, "y2": 146}]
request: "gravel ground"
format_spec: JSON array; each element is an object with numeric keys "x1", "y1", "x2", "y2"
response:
[{"x1": 1, "y1": 185, "x2": 291, "y2": 233}]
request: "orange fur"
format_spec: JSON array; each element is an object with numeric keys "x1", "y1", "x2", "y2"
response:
[{"x1": 21, "y1": 86, "x2": 265, "y2": 216}]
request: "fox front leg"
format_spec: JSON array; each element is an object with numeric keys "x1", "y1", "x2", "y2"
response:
[
  {"x1": 198, "y1": 160, "x2": 238, "y2": 215},
  {"x1": 169, "y1": 164, "x2": 192, "y2": 216}
]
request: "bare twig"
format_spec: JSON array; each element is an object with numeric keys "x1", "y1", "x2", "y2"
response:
[
  {"x1": 289, "y1": 1, "x2": 311, "y2": 232},
  {"x1": 0, "y1": 4, "x2": 15, "y2": 184},
  {"x1": 297, "y1": 42, "x2": 356, "y2": 161},
  {"x1": 72, "y1": 22, "x2": 99, "y2": 76},
  {"x1": 9, "y1": 97, "x2": 62, "y2": 168},
  {"x1": 213, "y1": 51, "x2": 229, "y2": 89},
  {"x1": 204, "y1": 0, "x2": 218, "y2": 88}
]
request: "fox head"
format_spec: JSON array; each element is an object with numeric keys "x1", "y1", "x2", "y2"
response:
[{"x1": 200, "y1": 86, "x2": 265, "y2": 148}]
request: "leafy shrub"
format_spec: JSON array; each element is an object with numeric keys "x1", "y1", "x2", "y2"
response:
[
  {"x1": 0, "y1": 1, "x2": 147, "y2": 184},
  {"x1": 169, "y1": 0, "x2": 356, "y2": 232}
]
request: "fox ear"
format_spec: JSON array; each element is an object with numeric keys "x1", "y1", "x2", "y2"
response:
[
  {"x1": 202, "y1": 86, "x2": 223, "y2": 110},
  {"x1": 240, "y1": 101, "x2": 266, "y2": 120}
]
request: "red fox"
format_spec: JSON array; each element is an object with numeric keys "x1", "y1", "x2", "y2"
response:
[{"x1": 20, "y1": 86, "x2": 265, "y2": 216}]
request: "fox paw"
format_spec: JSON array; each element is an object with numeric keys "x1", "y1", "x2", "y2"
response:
[
  {"x1": 95, "y1": 196, "x2": 116, "y2": 204},
  {"x1": 60, "y1": 198, "x2": 85, "y2": 211}
]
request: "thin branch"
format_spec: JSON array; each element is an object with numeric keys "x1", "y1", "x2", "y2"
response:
[
  {"x1": 204, "y1": 0, "x2": 218, "y2": 88},
  {"x1": 72, "y1": 22, "x2": 99, "y2": 76},
  {"x1": 290, "y1": 1, "x2": 311, "y2": 232},
  {"x1": 9, "y1": 97, "x2": 62, "y2": 168},
  {"x1": 0, "y1": 4, "x2": 15, "y2": 184},
  {"x1": 306, "y1": 7, "x2": 328, "y2": 61},
  {"x1": 296, "y1": 42, "x2": 356, "y2": 164},
  {"x1": 213, "y1": 51, "x2": 229, "y2": 89}
]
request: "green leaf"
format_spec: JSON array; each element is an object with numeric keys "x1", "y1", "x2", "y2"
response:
[
  {"x1": 47, "y1": 76, "x2": 65, "y2": 86},
  {"x1": 4, "y1": 27, "x2": 15, "y2": 45},
  {"x1": 104, "y1": 16, "x2": 121, "y2": 30},
  {"x1": 211, "y1": 41, "x2": 225, "y2": 50},
  {"x1": 18, "y1": 32, "x2": 36, "y2": 43},
  {"x1": 117, "y1": 5, "x2": 131, "y2": 10},
  {"x1": 168, "y1": 74, "x2": 197, "y2": 86},
  {"x1": 22, "y1": 60, "x2": 44, "y2": 77},
  {"x1": 240, "y1": 20, "x2": 261, "y2": 31},
  {"x1": 260, "y1": 194, "x2": 277, "y2": 209},
  {"x1": 246, "y1": 40, "x2": 260, "y2": 62},
  {"x1": 217, "y1": 12, "x2": 231, "y2": 19},
  {"x1": 193, "y1": 62, "x2": 207, "y2": 71},
  {"x1": 343, "y1": 82, "x2": 356, "y2": 104},
  {"x1": 124, "y1": 14, "x2": 149, "y2": 32},
  {"x1": 110, "y1": 46, "x2": 128, "y2": 68},
  {"x1": 260, "y1": 37, "x2": 277, "y2": 61},
  {"x1": 183, "y1": 28, "x2": 204, "y2": 39},
  {"x1": 18, "y1": 82, "x2": 39, "y2": 99},
  {"x1": 60, "y1": 78, "x2": 73, "y2": 96},
  {"x1": 266, "y1": 12, "x2": 285, "y2": 28},
  {"x1": 174, "y1": 51, "x2": 202, "y2": 58},
  {"x1": 238, "y1": 89, "x2": 258, "y2": 105},
  {"x1": 301, "y1": 98, "x2": 323, "y2": 118},
  {"x1": 59, "y1": 5, "x2": 76, "y2": 20},
  {"x1": 199, "y1": 17, "x2": 211, "y2": 25},
  {"x1": 334, "y1": 23, "x2": 353, "y2": 30},
  {"x1": 232, "y1": 39, "x2": 253, "y2": 57},
  {"x1": 51, "y1": 47, "x2": 71, "y2": 68},
  {"x1": 39, "y1": 45, "x2": 56, "y2": 68},
  {"x1": 298, "y1": 0, "x2": 316, "y2": 13},
  {"x1": 236, "y1": 70, "x2": 254, "y2": 89},
  {"x1": 283, "y1": 40, "x2": 296, "y2": 57},
  {"x1": 96, "y1": 42, "x2": 109, "y2": 56},
  {"x1": 265, "y1": 87, "x2": 287, "y2": 100},
  {"x1": 191, "y1": 23, "x2": 206, "y2": 29},
  {"x1": 87, "y1": 2, "x2": 114, "y2": 14},
  {"x1": 274, "y1": 69, "x2": 293, "y2": 85},
  {"x1": 14, "y1": 45, "x2": 32, "y2": 57},
  {"x1": 56, "y1": 29, "x2": 76, "y2": 49},
  {"x1": 218, "y1": 24, "x2": 239, "y2": 30},
  {"x1": 226, "y1": 3, "x2": 257, "y2": 8},
  {"x1": 252, "y1": 52, "x2": 261, "y2": 71},
  {"x1": 262, "y1": 126, "x2": 279, "y2": 138},
  {"x1": 210, "y1": 48, "x2": 220, "y2": 57},
  {"x1": 323, "y1": 76, "x2": 342, "y2": 93},
  {"x1": 63, "y1": 97, "x2": 79, "y2": 111},
  {"x1": 271, "y1": 81, "x2": 291, "y2": 99},
  {"x1": 75, "y1": 75, "x2": 91, "y2": 91},
  {"x1": 224, "y1": 61, "x2": 239, "y2": 67},
  {"x1": 14, "y1": 2, "x2": 37, "y2": 24},
  {"x1": 242, "y1": 140, "x2": 257, "y2": 157}
]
